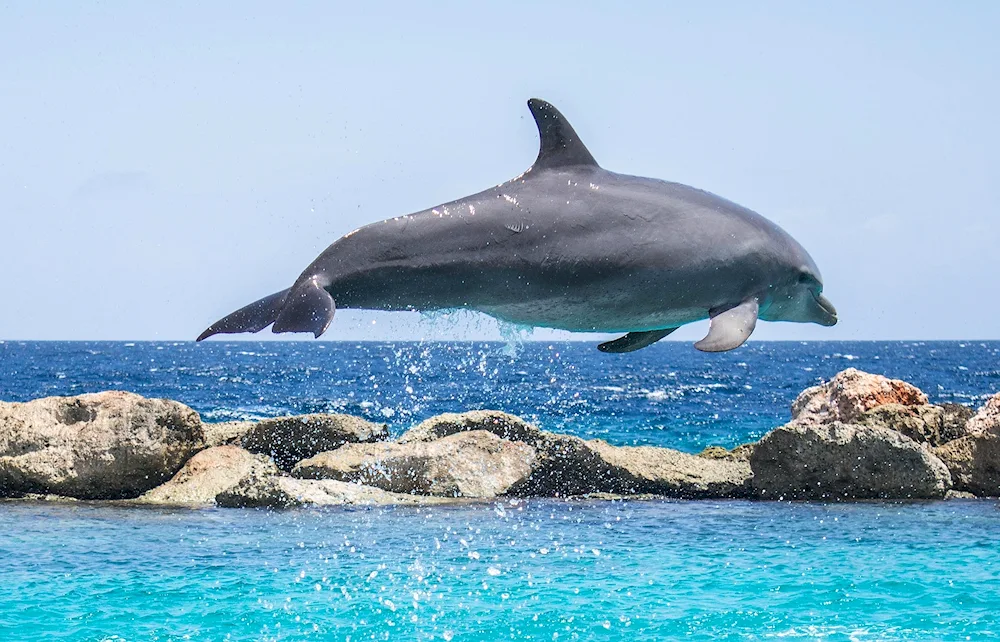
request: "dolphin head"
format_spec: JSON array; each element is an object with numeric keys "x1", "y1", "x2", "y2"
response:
[{"x1": 761, "y1": 258, "x2": 838, "y2": 327}]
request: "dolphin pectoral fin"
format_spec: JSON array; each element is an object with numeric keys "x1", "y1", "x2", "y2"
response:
[
  {"x1": 694, "y1": 298, "x2": 759, "y2": 353},
  {"x1": 197, "y1": 288, "x2": 291, "y2": 341},
  {"x1": 271, "y1": 277, "x2": 336, "y2": 338},
  {"x1": 597, "y1": 328, "x2": 678, "y2": 353}
]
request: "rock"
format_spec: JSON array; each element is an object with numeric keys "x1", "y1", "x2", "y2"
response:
[
  {"x1": 934, "y1": 433, "x2": 1000, "y2": 497},
  {"x1": 401, "y1": 411, "x2": 629, "y2": 496},
  {"x1": 202, "y1": 421, "x2": 255, "y2": 447},
  {"x1": 238, "y1": 414, "x2": 388, "y2": 470},
  {"x1": 945, "y1": 490, "x2": 977, "y2": 500},
  {"x1": 751, "y1": 421, "x2": 952, "y2": 500},
  {"x1": 792, "y1": 368, "x2": 928, "y2": 425},
  {"x1": 967, "y1": 393, "x2": 1000, "y2": 436},
  {"x1": 858, "y1": 403, "x2": 973, "y2": 447},
  {"x1": 293, "y1": 431, "x2": 536, "y2": 498},
  {"x1": 216, "y1": 476, "x2": 445, "y2": 508},
  {"x1": 138, "y1": 446, "x2": 278, "y2": 506},
  {"x1": 0, "y1": 391, "x2": 205, "y2": 499},
  {"x1": 698, "y1": 443, "x2": 756, "y2": 462},
  {"x1": 589, "y1": 441, "x2": 752, "y2": 498},
  {"x1": 399, "y1": 410, "x2": 542, "y2": 444}
]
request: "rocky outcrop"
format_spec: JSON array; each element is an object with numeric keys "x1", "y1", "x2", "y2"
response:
[
  {"x1": 698, "y1": 443, "x2": 756, "y2": 462},
  {"x1": 293, "y1": 431, "x2": 537, "y2": 498},
  {"x1": 238, "y1": 413, "x2": 388, "y2": 470},
  {"x1": 216, "y1": 476, "x2": 445, "y2": 508},
  {"x1": 934, "y1": 433, "x2": 1000, "y2": 497},
  {"x1": 857, "y1": 403, "x2": 972, "y2": 447},
  {"x1": 966, "y1": 393, "x2": 1000, "y2": 436},
  {"x1": 751, "y1": 421, "x2": 952, "y2": 500},
  {"x1": 588, "y1": 441, "x2": 752, "y2": 498},
  {"x1": 792, "y1": 368, "x2": 928, "y2": 424},
  {"x1": 0, "y1": 391, "x2": 205, "y2": 499},
  {"x1": 138, "y1": 445, "x2": 278, "y2": 506},
  {"x1": 400, "y1": 410, "x2": 542, "y2": 444}
]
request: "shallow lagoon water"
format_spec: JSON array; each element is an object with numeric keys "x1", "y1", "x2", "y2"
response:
[
  {"x1": 1, "y1": 340, "x2": 999, "y2": 639},
  {"x1": 2, "y1": 499, "x2": 998, "y2": 640}
]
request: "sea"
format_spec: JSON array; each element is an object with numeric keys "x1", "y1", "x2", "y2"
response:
[{"x1": 0, "y1": 340, "x2": 998, "y2": 640}]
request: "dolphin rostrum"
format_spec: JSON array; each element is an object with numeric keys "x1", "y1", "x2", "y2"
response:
[{"x1": 198, "y1": 99, "x2": 837, "y2": 352}]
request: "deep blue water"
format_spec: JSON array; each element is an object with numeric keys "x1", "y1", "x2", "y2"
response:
[{"x1": 1, "y1": 340, "x2": 999, "y2": 640}]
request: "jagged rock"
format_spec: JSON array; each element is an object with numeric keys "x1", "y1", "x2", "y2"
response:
[
  {"x1": 293, "y1": 431, "x2": 536, "y2": 498},
  {"x1": 0, "y1": 391, "x2": 204, "y2": 499},
  {"x1": 751, "y1": 421, "x2": 952, "y2": 500},
  {"x1": 792, "y1": 368, "x2": 928, "y2": 425},
  {"x1": 945, "y1": 490, "x2": 978, "y2": 500},
  {"x1": 215, "y1": 476, "x2": 445, "y2": 508},
  {"x1": 400, "y1": 410, "x2": 542, "y2": 444},
  {"x1": 202, "y1": 421, "x2": 255, "y2": 447},
  {"x1": 238, "y1": 413, "x2": 387, "y2": 470},
  {"x1": 966, "y1": 393, "x2": 1000, "y2": 436},
  {"x1": 588, "y1": 441, "x2": 752, "y2": 498},
  {"x1": 934, "y1": 433, "x2": 1000, "y2": 497},
  {"x1": 698, "y1": 443, "x2": 756, "y2": 462},
  {"x1": 138, "y1": 445, "x2": 278, "y2": 506},
  {"x1": 858, "y1": 403, "x2": 973, "y2": 446}
]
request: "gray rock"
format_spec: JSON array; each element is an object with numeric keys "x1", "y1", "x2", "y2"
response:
[
  {"x1": 0, "y1": 391, "x2": 205, "y2": 499},
  {"x1": 698, "y1": 443, "x2": 756, "y2": 462},
  {"x1": 944, "y1": 489, "x2": 978, "y2": 500},
  {"x1": 751, "y1": 421, "x2": 952, "y2": 500},
  {"x1": 239, "y1": 413, "x2": 388, "y2": 470},
  {"x1": 858, "y1": 403, "x2": 973, "y2": 447},
  {"x1": 934, "y1": 433, "x2": 1000, "y2": 497},
  {"x1": 138, "y1": 445, "x2": 278, "y2": 506},
  {"x1": 792, "y1": 368, "x2": 929, "y2": 425},
  {"x1": 293, "y1": 431, "x2": 536, "y2": 498},
  {"x1": 399, "y1": 410, "x2": 542, "y2": 444},
  {"x1": 202, "y1": 421, "x2": 255, "y2": 447},
  {"x1": 216, "y1": 476, "x2": 445, "y2": 508},
  {"x1": 588, "y1": 441, "x2": 752, "y2": 498}
]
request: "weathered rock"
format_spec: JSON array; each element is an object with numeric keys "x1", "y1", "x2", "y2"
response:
[
  {"x1": 934, "y1": 433, "x2": 1000, "y2": 497},
  {"x1": 589, "y1": 441, "x2": 752, "y2": 498},
  {"x1": 400, "y1": 410, "x2": 542, "y2": 444},
  {"x1": 238, "y1": 413, "x2": 387, "y2": 470},
  {"x1": 138, "y1": 445, "x2": 278, "y2": 506},
  {"x1": 0, "y1": 391, "x2": 204, "y2": 499},
  {"x1": 698, "y1": 443, "x2": 756, "y2": 462},
  {"x1": 945, "y1": 490, "x2": 978, "y2": 500},
  {"x1": 202, "y1": 421, "x2": 255, "y2": 447},
  {"x1": 216, "y1": 476, "x2": 445, "y2": 508},
  {"x1": 966, "y1": 393, "x2": 1000, "y2": 436},
  {"x1": 751, "y1": 421, "x2": 952, "y2": 500},
  {"x1": 792, "y1": 368, "x2": 928, "y2": 425},
  {"x1": 293, "y1": 431, "x2": 536, "y2": 498},
  {"x1": 858, "y1": 403, "x2": 973, "y2": 447}
]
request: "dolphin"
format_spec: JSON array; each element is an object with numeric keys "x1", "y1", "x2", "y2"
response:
[{"x1": 198, "y1": 99, "x2": 836, "y2": 352}]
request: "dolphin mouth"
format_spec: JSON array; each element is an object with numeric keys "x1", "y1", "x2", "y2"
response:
[{"x1": 812, "y1": 293, "x2": 838, "y2": 326}]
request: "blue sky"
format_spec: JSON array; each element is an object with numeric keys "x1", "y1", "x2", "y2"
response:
[{"x1": 1, "y1": 2, "x2": 997, "y2": 341}]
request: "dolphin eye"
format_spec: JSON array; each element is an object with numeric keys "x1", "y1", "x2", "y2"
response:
[{"x1": 798, "y1": 272, "x2": 816, "y2": 285}]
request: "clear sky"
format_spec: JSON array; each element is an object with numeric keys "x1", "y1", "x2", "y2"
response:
[{"x1": 1, "y1": 2, "x2": 997, "y2": 342}]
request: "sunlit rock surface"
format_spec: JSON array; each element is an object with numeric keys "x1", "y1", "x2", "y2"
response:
[
  {"x1": 792, "y1": 368, "x2": 929, "y2": 424},
  {"x1": 139, "y1": 445, "x2": 278, "y2": 506},
  {"x1": 934, "y1": 395, "x2": 1000, "y2": 496},
  {"x1": 293, "y1": 431, "x2": 537, "y2": 498},
  {"x1": 857, "y1": 403, "x2": 972, "y2": 447},
  {"x1": 216, "y1": 475, "x2": 445, "y2": 508},
  {"x1": 238, "y1": 413, "x2": 388, "y2": 470},
  {"x1": 751, "y1": 421, "x2": 952, "y2": 500},
  {"x1": 0, "y1": 391, "x2": 204, "y2": 499}
]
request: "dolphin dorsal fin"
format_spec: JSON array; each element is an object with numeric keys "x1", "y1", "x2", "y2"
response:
[{"x1": 527, "y1": 99, "x2": 599, "y2": 170}]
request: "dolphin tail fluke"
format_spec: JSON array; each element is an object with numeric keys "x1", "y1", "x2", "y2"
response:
[
  {"x1": 271, "y1": 277, "x2": 336, "y2": 338},
  {"x1": 196, "y1": 288, "x2": 292, "y2": 341}
]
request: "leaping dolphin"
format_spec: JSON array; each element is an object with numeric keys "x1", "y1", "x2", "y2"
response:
[{"x1": 198, "y1": 99, "x2": 837, "y2": 352}]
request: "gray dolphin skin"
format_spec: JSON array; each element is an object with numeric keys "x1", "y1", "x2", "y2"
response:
[{"x1": 198, "y1": 99, "x2": 837, "y2": 352}]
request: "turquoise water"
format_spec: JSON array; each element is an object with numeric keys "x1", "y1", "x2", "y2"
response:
[
  {"x1": 2, "y1": 341, "x2": 999, "y2": 639},
  {"x1": 2, "y1": 499, "x2": 998, "y2": 640}
]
